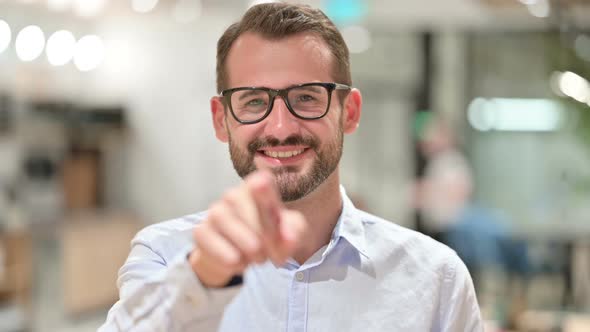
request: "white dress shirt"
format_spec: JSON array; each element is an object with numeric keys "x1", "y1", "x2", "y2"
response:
[{"x1": 99, "y1": 187, "x2": 483, "y2": 332}]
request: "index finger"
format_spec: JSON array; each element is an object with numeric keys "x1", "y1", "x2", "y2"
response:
[{"x1": 247, "y1": 170, "x2": 282, "y2": 240}]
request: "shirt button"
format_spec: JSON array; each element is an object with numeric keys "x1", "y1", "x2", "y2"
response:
[{"x1": 295, "y1": 271, "x2": 305, "y2": 281}]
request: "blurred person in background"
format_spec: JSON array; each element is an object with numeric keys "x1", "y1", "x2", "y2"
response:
[
  {"x1": 415, "y1": 115, "x2": 474, "y2": 241},
  {"x1": 414, "y1": 114, "x2": 530, "y2": 299},
  {"x1": 100, "y1": 3, "x2": 482, "y2": 331}
]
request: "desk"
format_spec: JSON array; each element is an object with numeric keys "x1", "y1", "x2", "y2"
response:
[
  {"x1": 511, "y1": 222, "x2": 590, "y2": 309},
  {"x1": 512, "y1": 222, "x2": 590, "y2": 244}
]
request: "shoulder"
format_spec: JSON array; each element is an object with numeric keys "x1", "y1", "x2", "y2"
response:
[
  {"x1": 357, "y1": 210, "x2": 463, "y2": 278},
  {"x1": 358, "y1": 209, "x2": 451, "y2": 256},
  {"x1": 135, "y1": 211, "x2": 206, "y2": 240},
  {"x1": 131, "y1": 211, "x2": 207, "y2": 260},
  {"x1": 353, "y1": 210, "x2": 481, "y2": 327}
]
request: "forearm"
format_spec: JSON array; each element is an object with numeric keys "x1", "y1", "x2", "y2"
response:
[{"x1": 100, "y1": 244, "x2": 240, "y2": 332}]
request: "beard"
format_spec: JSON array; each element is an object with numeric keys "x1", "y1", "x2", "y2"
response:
[{"x1": 228, "y1": 128, "x2": 343, "y2": 202}]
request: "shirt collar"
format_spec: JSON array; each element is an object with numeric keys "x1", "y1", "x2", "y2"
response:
[{"x1": 331, "y1": 186, "x2": 370, "y2": 259}]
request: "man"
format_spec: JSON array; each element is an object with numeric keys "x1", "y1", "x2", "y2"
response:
[{"x1": 100, "y1": 3, "x2": 483, "y2": 331}]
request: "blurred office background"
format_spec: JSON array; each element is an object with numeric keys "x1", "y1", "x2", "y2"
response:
[{"x1": 0, "y1": 0, "x2": 589, "y2": 331}]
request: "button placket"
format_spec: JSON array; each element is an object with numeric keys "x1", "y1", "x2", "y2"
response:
[{"x1": 287, "y1": 269, "x2": 308, "y2": 332}]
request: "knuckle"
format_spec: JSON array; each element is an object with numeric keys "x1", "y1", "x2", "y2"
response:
[
  {"x1": 252, "y1": 242, "x2": 265, "y2": 256},
  {"x1": 207, "y1": 202, "x2": 227, "y2": 224},
  {"x1": 245, "y1": 243, "x2": 263, "y2": 259},
  {"x1": 193, "y1": 224, "x2": 206, "y2": 239},
  {"x1": 221, "y1": 255, "x2": 243, "y2": 270},
  {"x1": 208, "y1": 202, "x2": 222, "y2": 216},
  {"x1": 230, "y1": 259, "x2": 248, "y2": 274},
  {"x1": 222, "y1": 187, "x2": 241, "y2": 204}
]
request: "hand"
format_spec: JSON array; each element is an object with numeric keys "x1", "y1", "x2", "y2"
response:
[{"x1": 188, "y1": 170, "x2": 307, "y2": 288}]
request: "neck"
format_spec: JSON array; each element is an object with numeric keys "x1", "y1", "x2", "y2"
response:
[{"x1": 284, "y1": 170, "x2": 343, "y2": 264}]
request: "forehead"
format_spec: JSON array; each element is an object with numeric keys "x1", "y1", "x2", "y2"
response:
[{"x1": 225, "y1": 32, "x2": 334, "y2": 89}]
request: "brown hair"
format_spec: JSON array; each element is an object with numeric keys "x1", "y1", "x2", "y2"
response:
[{"x1": 216, "y1": 2, "x2": 351, "y2": 93}]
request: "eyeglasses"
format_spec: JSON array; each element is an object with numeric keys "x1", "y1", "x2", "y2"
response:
[{"x1": 220, "y1": 82, "x2": 351, "y2": 124}]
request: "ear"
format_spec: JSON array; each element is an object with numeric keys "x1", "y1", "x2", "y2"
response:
[
  {"x1": 211, "y1": 96, "x2": 229, "y2": 142},
  {"x1": 342, "y1": 88, "x2": 362, "y2": 134}
]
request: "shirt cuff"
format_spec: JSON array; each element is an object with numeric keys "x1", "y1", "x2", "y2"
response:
[
  {"x1": 224, "y1": 275, "x2": 244, "y2": 287},
  {"x1": 167, "y1": 246, "x2": 243, "y2": 315}
]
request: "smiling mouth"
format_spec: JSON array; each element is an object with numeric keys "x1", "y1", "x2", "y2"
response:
[{"x1": 261, "y1": 149, "x2": 305, "y2": 159}]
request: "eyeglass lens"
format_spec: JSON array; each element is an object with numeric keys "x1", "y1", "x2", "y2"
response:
[{"x1": 230, "y1": 85, "x2": 329, "y2": 122}]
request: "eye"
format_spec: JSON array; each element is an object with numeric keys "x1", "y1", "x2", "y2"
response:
[
  {"x1": 296, "y1": 94, "x2": 316, "y2": 102},
  {"x1": 245, "y1": 98, "x2": 266, "y2": 107}
]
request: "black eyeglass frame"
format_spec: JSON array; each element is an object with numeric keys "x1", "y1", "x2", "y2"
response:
[{"x1": 220, "y1": 82, "x2": 352, "y2": 124}]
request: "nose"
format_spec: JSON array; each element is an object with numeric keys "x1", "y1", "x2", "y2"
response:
[{"x1": 262, "y1": 96, "x2": 301, "y2": 140}]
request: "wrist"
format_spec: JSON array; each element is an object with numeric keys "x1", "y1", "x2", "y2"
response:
[{"x1": 188, "y1": 249, "x2": 242, "y2": 288}]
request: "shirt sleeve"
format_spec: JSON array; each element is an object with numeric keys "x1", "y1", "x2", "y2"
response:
[
  {"x1": 98, "y1": 233, "x2": 241, "y2": 332},
  {"x1": 437, "y1": 254, "x2": 484, "y2": 332}
]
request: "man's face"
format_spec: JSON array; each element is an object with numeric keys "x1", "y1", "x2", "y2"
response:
[
  {"x1": 229, "y1": 114, "x2": 344, "y2": 202},
  {"x1": 212, "y1": 32, "x2": 357, "y2": 202}
]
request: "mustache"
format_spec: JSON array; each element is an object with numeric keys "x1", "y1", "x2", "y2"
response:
[{"x1": 248, "y1": 135, "x2": 319, "y2": 153}]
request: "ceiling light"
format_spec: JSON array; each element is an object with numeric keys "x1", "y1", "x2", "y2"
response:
[
  {"x1": 526, "y1": 0, "x2": 550, "y2": 18},
  {"x1": 0, "y1": 20, "x2": 11, "y2": 55},
  {"x1": 46, "y1": 30, "x2": 76, "y2": 66},
  {"x1": 74, "y1": 35, "x2": 105, "y2": 71},
  {"x1": 47, "y1": 0, "x2": 72, "y2": 12},
  {"x1": 73, "y1": 0, "x2": 106, "y2": 17},
  {"x1": 132, "y1": 0, "x2": 158, "y2": 13},
  {"x1": 15, "y1": 25, "x2": 45, "y2": 62},
  {"x1": 558, "y1": 71, "x2": 590, "y2": 103},
  {"x1": 468, "y1": 98, "x2": 563, "y2": 132}
]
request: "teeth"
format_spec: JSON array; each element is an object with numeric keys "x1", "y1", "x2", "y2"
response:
[{"x1": 263, "y1": 149, "x2": 304, "y2": 158}]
